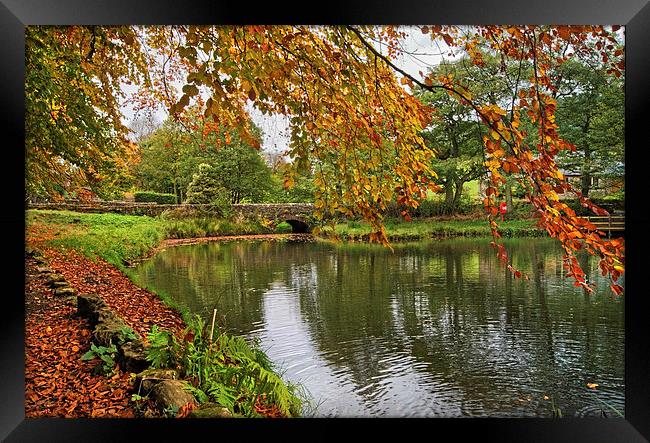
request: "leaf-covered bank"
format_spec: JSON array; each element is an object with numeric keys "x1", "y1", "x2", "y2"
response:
[{"x1": 26, "y1": 210, "x2": 305, "y2": 417}]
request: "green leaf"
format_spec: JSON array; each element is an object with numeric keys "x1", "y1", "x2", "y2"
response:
[{"x1": 81, "y1": 350, "x2": 96, "y2": 361}]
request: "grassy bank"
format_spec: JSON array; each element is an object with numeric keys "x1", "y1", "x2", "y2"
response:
[
  {"x1": 325, "y1": 218, "x2": 545, "y2": 241},
  {"x1": 28, "y1": 210, "x2": 165, "y2": 271},
  {"x1": 27, "y1": 210, "x2": 547, "y2": 268},
  {"x1": 27, "y1": 210, "x2": 291, "y2": 270}
]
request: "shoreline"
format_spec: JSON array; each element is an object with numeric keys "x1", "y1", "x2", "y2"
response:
[{"x1": 25, "y1": 211, "x2": 307, "y2": 418}]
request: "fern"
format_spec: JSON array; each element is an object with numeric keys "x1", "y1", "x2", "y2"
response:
[
  {"x1": 184, "y1": 385, "x2": 209, "y2": 404},
  {"x1": 145, "y1": 317, "x2": 304, "y2": 417},
  {"x1": 242, "y1": 359, "x2": 301, "y2": 417},
  {"x1": 146, "y1": 325, "x2": 180, "y2": 369},
  {"x1": 117, "y1": 325, "x2": 138, "y2": 344},
  {"x1": 204, "y1": 380, "x2": 238, "y2": 411}
]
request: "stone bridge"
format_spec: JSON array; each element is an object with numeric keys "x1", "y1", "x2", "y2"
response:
[{"x1": 28, "y1": 201, "x2": 316, "y2": 233}]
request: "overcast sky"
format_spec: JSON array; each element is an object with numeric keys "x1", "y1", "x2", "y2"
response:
[{"x1": 121, "y1": 26, "x2": 453, "y2": 154}]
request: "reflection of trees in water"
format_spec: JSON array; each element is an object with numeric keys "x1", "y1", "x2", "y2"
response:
[
  {"x1": 132, "y1": 238, "x2": 624, "y2": 416},
  {"x1": 297, "y1": 239, "x2": 624, "y2": 415}
]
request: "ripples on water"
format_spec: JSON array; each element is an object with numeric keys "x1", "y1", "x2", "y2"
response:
[{"x1": 130, "y1": 237, "x2": 624, "y2": 417}]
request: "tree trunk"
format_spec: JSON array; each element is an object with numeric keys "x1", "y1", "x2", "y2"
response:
[
  {"x1": 445, "y1": 175, "x2": 455, "y2": 214},
  {"x1": 452, "y1": 179, "x2": 464, "y2": 213},
  {"x1": 581, "y1": 117, "x2": 592, "y2": 197},
  {"x1": 581, "y1": 144, "x2": 592, "y2": 197}
]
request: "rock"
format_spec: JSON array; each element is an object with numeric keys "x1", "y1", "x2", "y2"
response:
[
  {"x1": 189, "y1": 403, "x2": 233, "y2": 418},
  {"x1": 93, "y1": 309, "x2": 128, "y2": 347},
  {"x1": 134, "y1": 368, "x2": 178, "y2": 393},
  {"x1": 54, "y1": 287, "x2": 76, "y2": 297},
  {"x1": 151, "y1": 380, "x2": 195, "y2": 412},
  {"x1": 36, "y1": 266, "x2": 53, "y2": 274},
  {"x1": 51, "y1": 281, "x2": 69, "y2": 288},
  {"x1": 77, "y1": 293, "x2": 108, "y2": 325},
  {"x1": 118, "y1": 338, "x2": 150, "y2": 373},
  {"x1": 46, "y1": 273, "x2": 66, "y2": 285}
]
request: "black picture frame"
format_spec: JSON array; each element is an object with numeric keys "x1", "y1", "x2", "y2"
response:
[{"x1": 4, "y1": 0, "x2": 649, "y2": 440}]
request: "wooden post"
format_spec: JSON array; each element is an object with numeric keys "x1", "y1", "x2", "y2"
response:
[
  {"x1": 209, "y1": 308, "x2": 217, "y2": 343},
  {"x1": 608, "y1": 214, "x2": 611, "y2": 238}
]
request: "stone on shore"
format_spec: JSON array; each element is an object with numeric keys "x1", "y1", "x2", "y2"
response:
[
  {"x1": 54, "y1": 287, "x2": 76, "y2": 297},
  {"x1": 134, "y1": 368, "x2": 179, "y2": 393},
  {"x1": 189, "y1": 402, "x2": 233, "y2": 418},
  {"x1": 151, "y1": 380, "x2": 195, "y2": 412},
  {"x1": 92, "y1": 309, "x2": 128, "y2": 347},
  {"x1": 118, "y1": 338, "x2": 149, "y2": 373},
  {"x1": 77, "y1": 293, "x2": 108, "y2": 326}
]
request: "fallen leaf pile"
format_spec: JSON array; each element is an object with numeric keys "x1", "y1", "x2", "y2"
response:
[
  {"x1": 41, "y1": 248, "x2": 185, "y2": 339},
  {"x1": 25, "y1": 224, "x2": 185, "y2": 418},
  {"x1": 25, "y1": 256, "x2": 135, "y2": 418}
]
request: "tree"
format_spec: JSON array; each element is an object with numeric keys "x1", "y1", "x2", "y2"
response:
[
  {"x1": 554, "y1": 59, "x2": 625, "y2": 197},
  {"x1": 135, "y1": 119, "x2": 189, "y2": 202},
  {"x1": 415, "y1": 58, "x2": 493, "y2": 214},
  {"x1": 26, "y1": 25, "x2": 625, "y2": 294},
  {"x1": 25, "y1": 26, "x2": 150, "y2": 200},
  {"x1": 128, "y1": 113, "x2": 162, "y2": 143},
  {"x1": 207, "y1": 131, "x2": 273, "y2": 204},
  {"x1": 186, "y1": 164, "x2": 223, "y2": 203},
  {"x1": 135, "y1": 109, "x2": 272, "y2": 204}
]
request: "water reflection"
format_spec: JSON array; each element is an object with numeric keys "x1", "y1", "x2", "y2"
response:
[{"x1": 130, "y1": 238, "x2": 624, "y2": 417}]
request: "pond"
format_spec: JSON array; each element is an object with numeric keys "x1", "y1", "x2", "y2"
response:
[{"x1": 129, "y1": 237, "x2": 624, "y2": 417}]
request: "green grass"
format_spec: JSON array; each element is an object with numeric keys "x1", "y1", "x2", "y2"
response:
[
  {"x1": 163, "y1": 217, "x2": 276, "y2": 239},
  {"x1": 27, "y1": 210, "x2": 293, "y2": 270},
  {"x1": 28, "y1": 210, "x2": 546, "y2": 268},
  {"x1": 27, "y1": 210, "x2": 166, "y2": 270},
  {"x1": 325, "y1": 218, "x2": 545, "y2": 241}
]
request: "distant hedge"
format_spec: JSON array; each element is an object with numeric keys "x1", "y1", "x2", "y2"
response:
[
  {"x1": 134, "y1": 191, "x2": 177, "y2": 204},
  {"x1": 382, "y1": 199, "x2": 481, "y2": 218}
]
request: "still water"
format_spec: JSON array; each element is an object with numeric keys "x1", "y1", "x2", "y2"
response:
[{"x1": 130, "y1": 237, "x2": 624, "y2": 417}]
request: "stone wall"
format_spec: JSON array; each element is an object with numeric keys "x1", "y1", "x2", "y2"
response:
[{"x1": 28, "y1": 200, "x2": 315, "y2": 223}]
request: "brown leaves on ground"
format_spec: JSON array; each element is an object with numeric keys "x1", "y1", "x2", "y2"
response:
[
  {"x1": 25, "y1": 256, "x2": 134, "y2": 418},
  {"x1": 26, "y1": 231, "x2": 185, "y2": 418},
  {"x1": 26, "y1": 233, "x2": 286, "y2": 418},
  {"x1": 41, "y1": 248, "x2": 185, "y2": 339}
]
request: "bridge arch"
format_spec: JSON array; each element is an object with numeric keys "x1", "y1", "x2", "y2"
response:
[{"x1": 283, "y1": 218, "x2": 311, "y2": 233}]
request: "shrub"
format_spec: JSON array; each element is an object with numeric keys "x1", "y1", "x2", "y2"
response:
[
  {"x1": 506, "y1": 200, "x2": 535, "y2": 219},
  {"x1": 275, "y1": 221, "x2": 293, "y2": 233},
  {"x1": 185, "y1": 164, "x2": 233, "y2": 218},
  {"x1": 384, "y1": 197, "x2": 481, "y2": 218},
  {"x1": 134, "y1": 191, "x2": 177, "y2": 204}
]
